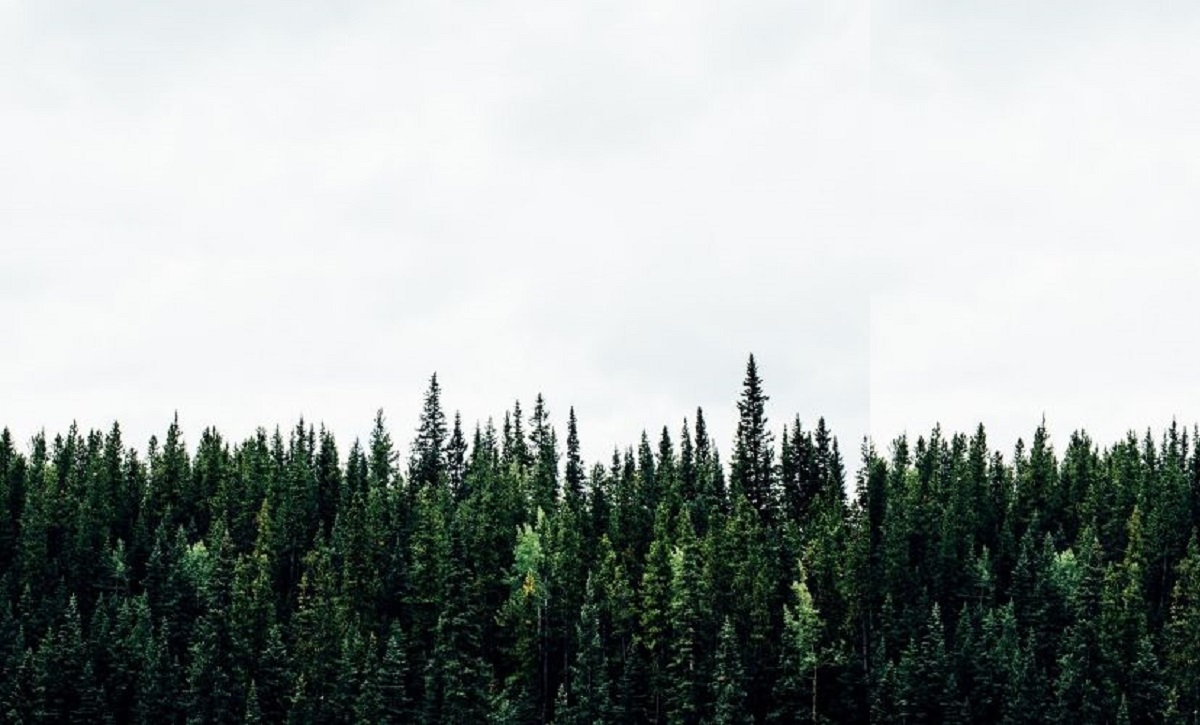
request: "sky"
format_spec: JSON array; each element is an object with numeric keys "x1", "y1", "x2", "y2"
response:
[{"x1": 2, "y1": 0, "x2": 1199, "y2": 466}]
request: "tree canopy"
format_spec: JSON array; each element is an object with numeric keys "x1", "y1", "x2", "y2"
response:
[{"x1": 0, "y1": 355, "x2": 1196, "y2": 723}]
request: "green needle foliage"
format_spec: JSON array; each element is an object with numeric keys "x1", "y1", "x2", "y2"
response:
[{"x1": 0, "y1": 359, "x2": 1196, "y2": 722}]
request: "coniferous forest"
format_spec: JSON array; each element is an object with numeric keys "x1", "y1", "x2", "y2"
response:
[{"x1": 4, "y1": 355, "x2": 1200, "y2": 723}]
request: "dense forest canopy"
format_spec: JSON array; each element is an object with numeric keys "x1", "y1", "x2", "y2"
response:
[{"x1": 2, "y1": 355, "x2": 1200, "y2": 723}]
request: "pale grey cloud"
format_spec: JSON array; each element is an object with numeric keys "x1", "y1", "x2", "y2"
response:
[
  {"x1": 3, "y1": 1, "x2": 1195, "y2": 468},
  {"x1": 869, "y1": 1, "x2": 1200, "y2": 453},
  {"x1": 2, "y1": 0, "x2": 870, "y2": 463}
]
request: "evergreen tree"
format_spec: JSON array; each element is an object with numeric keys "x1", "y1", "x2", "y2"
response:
[
  {"x1": 423, "y1": 529, "x2": 491, "y2": 723},
  {"x1": 0, "y1": 357, "x2": 1195, "y2": 723},
  {"x1": 380, "y1": 621, "x2": 414, "y2": 723},
  {"x1": 565, "y1": 407, "x2": 586, "y2": 509},
  {"x1": 529, "y1": 394, "x2": 560, "y2": 517},
  {"x1": 136, "y1": 619, "x2": 180, "y2": 725},
  {"x1": 447, "y1": 412, "x2": 468, "y2": 499},
  {"x1": 1054, "y1": 531, "x2": 1108, "y2": 724},
  {"x1": 1166, "y1": 535, "x2": 1200, "y2": 722},
  {"x1": 185, "y1": 527, "x2": 239, "y2": 723},
  {"x1": 314, "y1": 425, "x2": 342, "y2": 535},
  {"x1": 501, "y1": 514, "x2": 552, "y2": 722},
  {"x1": 369, "y1": 409, "x2": 398, "y2": 492},
  {"x1": 31, "y1": 596, "x2": 101, "y2": 723},
  {"x1": 641, "y1": 508, "x2": 674, "y2": 723},
  {"x1": 731, "y1": 355, "x2": 774, "y2": 519},
  {"x1": 666, "y1": 512, "x2": 708, "y2": 725},
  {"x1": 562, "y1": 576, "x2": 610, "y2": 725},
  {"x1": 709, "y1": 617, "x2": 749, "y2": 725},
  {"x1": 772, "y1": 563, "x2": 823, "y2": 724},
  {"x1": 411, "y1": 373, "x2": 448, "y2": 491}
]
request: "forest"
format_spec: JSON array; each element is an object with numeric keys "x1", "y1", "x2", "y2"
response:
[{"x1": 2, "y1": 355, "x2": 1199, "y2": 723}]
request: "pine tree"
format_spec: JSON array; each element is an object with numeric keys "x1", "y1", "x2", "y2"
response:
[
  {"x1": 288, "y1": 537, "x2": 344, "y2": 723},
  {"x1": 7, "y1": 357, "x2": 1200, "y2": 723},
  {"x1": 243, "y1": 681, "x2": 263, "y2": 724},
  {"x1": 185, "y1": 526, "x2": 239, "y2": 723},
  {"x1": 565, "y1": 407, "x2": 586, "y2": 509},
  {"x1": 0, "y1": 428, "x2": 25, "y2": 579},
  {"x1": 529, "y1": 394, "x2": 560, "y2": 517},
  {"x1": 369, "y1": 409, "x2": 398, "y2": 492},
  {"x1": 592, "y1": 535, "x2": 640, "y2": 723},
  {"x1": 562, "y1": 576, "x2": 610, "y2": 725},
  {"x1": 731, "y1": 355, "x2": 774, "y2": 520},
  {"x1": 678, "y1": 421, "x2": 697, "y2": 510},
  {"x1": 772, "y1": 563, "x2": 823, "y2": 724},
  {"x1": 146, "y1": 413, "x2": 191, "y2": 535},
  {"x1": 32, "y1": 596, "x2": 101, "y2": 723},
  {"x1": 380, "y1": 621, "x2": 414, "y2": 723},
  {"x1": 694, "y1": 408, "x2": 726, "y2": 529},
  {"x1": 641, "y1": 508, "x2": 674, "y2": 723},
  {"x1": 505, "y1": 401, "x2": 532, "y2": 473},
  {"x1": 1054, "y1": 531, "x2": 1108, "y2": 724},
  {"x1": 501, "y1": 514, "x2": 551, "y2": 722},
  {"x1": 709, "y1": 618, "x2": 749, "y2": 725},
  {"x1": 666, "y1": 512, "x2": 708, "y2": 725},
  {"x1": 410, "y1": 374, "x2": 449, "y2": 492},
  {"x1": 314, "y1": 425, "x2": 342, "y2": 535},
  {"x1": 423, "y1": 529, "x2": 491, "y2": 723},
  {"x1": 1165, "y1": 535, "x2": 1200, "y2": 722},
  {"x1": 447, "y1": 412, "x2": 468, "y2": 499},
  {"x1": 255, "y1": 624, "x2": 292, "y2": 723},
  {"x1": 135, "y1": 618, "x2": 180, "y2": 724}
]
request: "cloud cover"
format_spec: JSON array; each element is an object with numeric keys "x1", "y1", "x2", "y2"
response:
[{"x1": 2, "y1": 0, "x2": 1197, "y2": 463}]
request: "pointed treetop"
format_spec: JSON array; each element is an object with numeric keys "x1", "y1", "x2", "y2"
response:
[
  {"x1": 565, "y1": 407, "x2": 584, "y2": 502},
  {"x1": 733, "y1": 353, "x2": 774, "y2": 517},
  {"x1": 410, "y1": 373, "x2": 448, "y2": 489},
  {"x1": 368, "y1": 408, "x2": 396, "y2": 490}
]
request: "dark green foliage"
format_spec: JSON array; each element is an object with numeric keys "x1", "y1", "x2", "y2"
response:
[
  {"x1": 411, "y1": 374, "x2": 448, "y2": 492},
  {"x1": 379, "y1": 621, "x2": 414, "y2": 722},
  {"x1": 565, "y1": 407, "x2": 586, "y2": 510},
  {"x1": 447, "y1": 412, "x2": 468, "y2": 500},
  {"x1": 732, "y1": 355, "x2": 774, "y2": 520},
  {"x1": 528, "y1": 394, "x2": 560, "y2": 518},
  {"x1": 31, "y1": 596, "x2": 101, "y2": 723},
  {"x1": 560, "y1": 576, "x2": 610, "y2": 724},
  {"x1": 710, "y1": 618, "x2": 749, "y2": 725},
  {"x1": 771, "y1": 564, "x2": 822, "y2": 724},
  {"x1": 0, "y1": 359, "x2": 1195, "y2": 722}
]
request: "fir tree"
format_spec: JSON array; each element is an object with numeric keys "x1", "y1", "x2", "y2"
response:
[
  {"x1": 710, "y1": 617, "x2": 749, "y2": 725},
  {"x1": 411, "y1": 373, "x2": 448, "y2": 491},
  {"x1": 732, "y1": 355, "x2": 774, "y2": 520},
  {"x1": 772, "y1": 563, "x2": 823, "y2": 724},
  {"x1": 565, "y1": 407, "x2": 586, "y2": 509}
]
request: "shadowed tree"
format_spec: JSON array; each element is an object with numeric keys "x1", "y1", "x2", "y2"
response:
[
  {"x1": 411, "y1": 374, "x2": 448, "y2": 492},
  {"x1": 731, "y1": 355, "x2": 775, "y2": 520}
]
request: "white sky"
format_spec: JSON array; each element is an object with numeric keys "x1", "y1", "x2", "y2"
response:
[{"x1": 2, "y1": 1, "x2": 1198, "y2": 465}]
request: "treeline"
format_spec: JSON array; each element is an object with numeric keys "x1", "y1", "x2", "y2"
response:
[{"x1": 2, "y1": 355, "x2": 1200, "y2": 723}]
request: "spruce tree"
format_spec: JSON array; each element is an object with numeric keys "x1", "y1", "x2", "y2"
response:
[
  {"x1": 772, "y1": 564, "x2": 823, "y2": 724},
  {"x1": 2, "y1": 356, "x2": 1198, "y2": 723},
  {"x1": 565, "y1": 407, "x2": 585, "y2": 509},
  {"x1": 1167, "y1": 535, "x2": 1200, "y2": 721},
  {"x1": 563, "y1": 576, "x2": 610, "y2": 725},
  {"x1": 732, "y1": 355, "x2": 774, "y2": 520},
  {"x1": 640, "y1": 508, "x2": 674, "y2": 723},
  {"x1": 666, "y1": 512, "x2": 708, "y2": 725},
  {"x1": 709, "y1": 617, "x2": 749, "y2": 725},
  {"x1": 369, "y1": 409, "x2": 398, "y2": 492},
  {"x1": 380, "y1": 622, "x2": 414, "y2": 723},
  {"x1": 447, "y1": 412, "x2": 468, "y2": 499},
  {"x1": 411, "y1": 374, "x2": 448, "y2": 491},
  {"x1": 529, "y1": 394, "x2": 560, "y2": 517}
]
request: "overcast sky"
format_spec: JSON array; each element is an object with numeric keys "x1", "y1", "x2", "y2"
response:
[{"x1": 3, "y1": 1, "x2": 1199, "y2": 466}]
